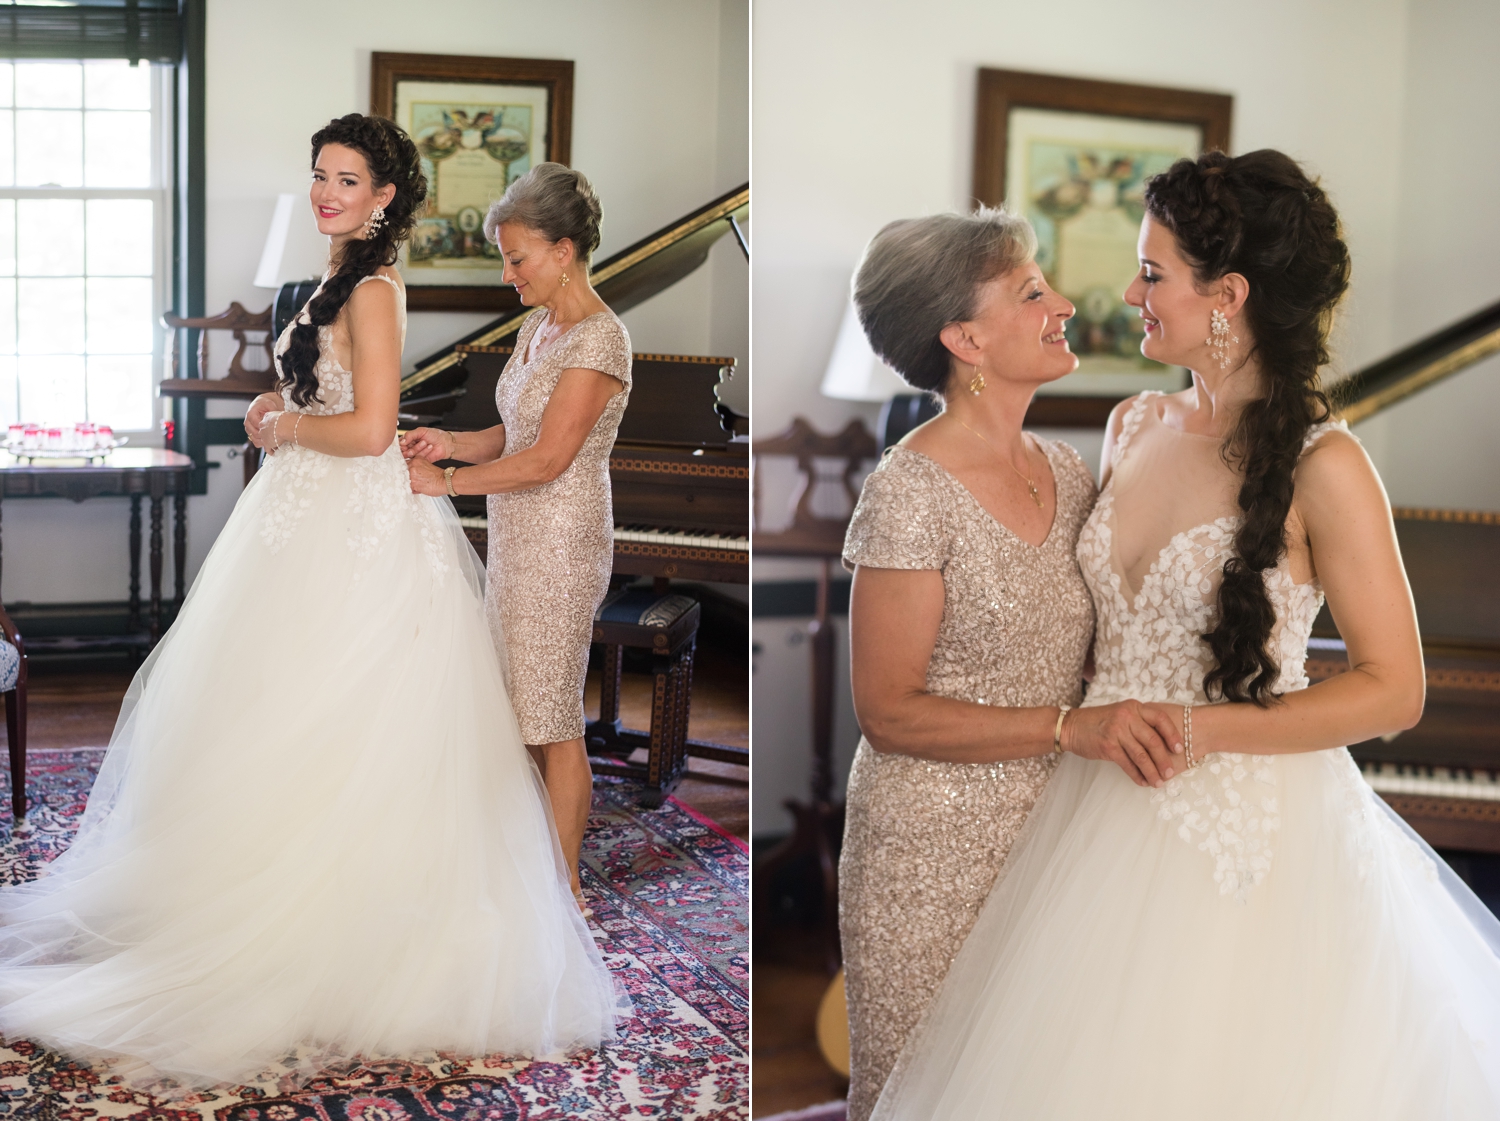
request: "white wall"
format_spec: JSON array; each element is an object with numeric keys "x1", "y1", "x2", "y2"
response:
[
  {"x1": 1355, "y1": 0, "x2": 1500, "y2": 510},
  {"x1": 749, "y1": 0, "x2": 1500, "y2": 837},
  {"x1": 2, "y1": 0, "x2": 747, "y2": 606}
]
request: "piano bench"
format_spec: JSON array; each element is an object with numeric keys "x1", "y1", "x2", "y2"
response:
[{"x1": 586, "y1": 590, "x2": 701, "y2": 807}]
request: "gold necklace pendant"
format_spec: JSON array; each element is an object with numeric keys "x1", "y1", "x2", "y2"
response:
[{"x1": 955, "y1": 418, "x2": 1045, "y2": 509}]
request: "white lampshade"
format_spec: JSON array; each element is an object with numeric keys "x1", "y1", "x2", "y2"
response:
[
  {"x1": 254, "y1": 193, "x2": 330, "y2": 288},
  {"x1": 819, "y1": 300, "x2": 911, "y2": 402}
]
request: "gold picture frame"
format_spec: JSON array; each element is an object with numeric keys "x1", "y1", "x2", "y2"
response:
[
  {"x1": 975, "y1": 69, "x2": 1232, "y2": 419},
  {"x1": 372, "y1": 51, "x2": 573, "y2": 313}
]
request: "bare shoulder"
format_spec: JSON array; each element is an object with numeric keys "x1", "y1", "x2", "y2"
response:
[
  {"x1": 345, "y1": 269, "x2": 402, "y2": 318},
  {"x1": 896, "y1": 412, "x2": 947, "y2": 459},
  {"x1": 1294, "y1": 426, "x2": 1386, "y2": 521}
]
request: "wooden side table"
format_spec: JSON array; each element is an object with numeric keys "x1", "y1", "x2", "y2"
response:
[{"x1": 0, "y1": 449, "x2": 195, "y2": 650}]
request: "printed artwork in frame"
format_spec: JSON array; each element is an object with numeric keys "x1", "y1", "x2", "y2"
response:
[
  {"x1": 372, "y1": 51, "x2": 573, "y2": 312},
  {"x1": 974, "y1": 69, "x2": 1232, "y2": 405}
]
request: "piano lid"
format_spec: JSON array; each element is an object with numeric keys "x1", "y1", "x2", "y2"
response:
[{"x1": 400, "y1": 183, "x2": 749, "y2": 398}]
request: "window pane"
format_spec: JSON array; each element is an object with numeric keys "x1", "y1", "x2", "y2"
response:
[
  {"x1": 18, "y1": 278, "x2": 84, "y2": 354},
  {"x1": 86, "y1": 200, "x2": 152, "y2": 275},
  {"x1": 0, "y1": 201, "x2": 14, "y2": 276},
  {"x1": 16, "y1": 110, "x2": 82, "y2": 187},
  {"x1": 85, "y1": 110, "x2": 152, "y2": 187},
  {"x1": 87, "y1": 277, "x2": 152, "y2": 354},
  {"x1": 0, "y1": 113, "x2": 14, "y2": 188},
  {"x1": 19, "y1": 354, "x2": 85, "y2": 423},
  {"x1": 0, "y1": 357, "x2": 16, "y2": 427},
  {"x1": 0, "y1": 64, "x2": 14, "y2": 109},
  {"x1": 88, "y1": 354, "x2": 152, "y2": 429},
  {"x1": 0, "y1": 279, "x2": 15, "y2": 353},
  {"x1": 18, "y1": 199, "x2": 84, "y2": 276},
  {"x1": 84, "y1": 61, "x2": 150, "y2": 111},
  {"x1": 15, "y1": 63, "x2": 81, "y2": 110}
]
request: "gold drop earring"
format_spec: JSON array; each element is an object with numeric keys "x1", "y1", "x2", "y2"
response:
[
  {"x1": 968, "y1": 361, "x2": 986, "y2": 395},
  {"x1": 559, "y1": 271, "x2": 570, "y2": 287}
]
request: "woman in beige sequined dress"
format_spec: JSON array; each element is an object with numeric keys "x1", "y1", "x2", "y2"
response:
[
  {"x1": 839, "y1": 208, "x2": 1184, "y2": 1121},
  {"x1": 405, "y1": 164, "x2": 630, "y2": 904}
]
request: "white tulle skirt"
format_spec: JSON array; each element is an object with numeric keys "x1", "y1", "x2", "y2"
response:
[
  {"x1": 0, "y1": 441, "x2": 622, "y2": 1088},
  {"x1": 871, "y1": 740, "x2": 1500, "y2": 1120}
]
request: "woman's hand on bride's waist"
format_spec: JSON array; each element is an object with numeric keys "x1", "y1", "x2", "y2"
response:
[
  {"x1": 400, "y1": 427, "x2": 455, "y2": 463},
  {"x1": 1062, "y1": 700, "x2": 1185, "y2": 788}
]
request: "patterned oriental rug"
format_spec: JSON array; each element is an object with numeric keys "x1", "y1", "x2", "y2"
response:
[{"x1": 0, "y1": 749, "x2": 748, "y2": 1121}]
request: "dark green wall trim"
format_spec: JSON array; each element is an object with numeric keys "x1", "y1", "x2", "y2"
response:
[
  {"x1": 170, "y1": 0, "x2": 208, "y2": 495},
  {"x1": 752, "y1": 580, "x2": 851, "y2": 619}
]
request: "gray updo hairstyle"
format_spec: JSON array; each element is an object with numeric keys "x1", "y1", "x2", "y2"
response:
[
  {"x1": 853, "y1": 206, "x2": 1038, "y2": 394},
  {"x1": 483, "y1": 161, "x2": 603, "y2": 266}
]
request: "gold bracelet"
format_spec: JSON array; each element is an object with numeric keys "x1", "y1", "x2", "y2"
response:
[
  {"x1": 1183, "y1": 704, "x2": 1196, "y2": 769},
  {"x1": 266, "y1": 411, "x2": 281, "y2": 452},
  {"x1": 1053, "y1": 705, "x2": 1071, "y2": 757},
  {"x1": 444, "y1": 465, "x2": 458, "y2": 497}
]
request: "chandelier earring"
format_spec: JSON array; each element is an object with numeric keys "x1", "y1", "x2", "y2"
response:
[
  {"x1": 1206, "y1": 308, "x2": 1239, "y2": 370},
  {"x1": 968, "y1": 361, "x2": 986, "y2": 396},
  {"x1": 362, "y1": 205, "x2": 386, "y2": 239},
  {"x1": 559, "y1": 271, "x2": 570, "y2": 287}
]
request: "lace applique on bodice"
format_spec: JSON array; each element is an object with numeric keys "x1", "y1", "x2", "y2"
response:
[
  {"x1": 1077, "y1": 392, "x2": 1343, "y2": 899},
  {"x1": 258, "y1": 274, "x2": 438, "y2": 572}
]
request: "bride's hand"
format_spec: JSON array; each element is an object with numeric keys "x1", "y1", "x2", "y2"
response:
[
  {"x1": 408, "y1": 456, "x2": 448, "y2": 496},
  {"x1": 243, "y1": 392, "x2": 282, "y2": 442},
  {"x1": 1062, "y1": 700, "x2": 1184, "y2": 788},
  {"x1": 400, "y1": 427, "x2": 455, "y2": 463}
]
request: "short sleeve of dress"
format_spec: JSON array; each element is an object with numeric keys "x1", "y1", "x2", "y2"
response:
[
  {"x1": 842, "y1": 447, "x2": 952, "y2": 573},
  {"x1": 556, "y1": 313, "x2": 632, "y2": 390}
]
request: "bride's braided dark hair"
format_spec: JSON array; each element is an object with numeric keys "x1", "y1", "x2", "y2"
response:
[
  {"x1": 278, "y1": 114, "x2": 427, "y2": 408},
  {"x1": 1143, "y1": 149, "x2": 1350, "y2": 705}
]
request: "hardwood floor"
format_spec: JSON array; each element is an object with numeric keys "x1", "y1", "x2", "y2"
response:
[
  {"x1": 19, "y1": 645, "x2": 749, "y2": 840},
  {"x1": 752, "y1": 955, "x2": 847, "y2": 1118}
]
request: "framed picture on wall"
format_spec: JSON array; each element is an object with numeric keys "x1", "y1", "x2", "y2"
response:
[
  {"x1": 372, "y1": 51, "x2": 574, "y2": 312},
  {"x1": 974, "y1": 69, "x2": 1232, "y2": 402}
]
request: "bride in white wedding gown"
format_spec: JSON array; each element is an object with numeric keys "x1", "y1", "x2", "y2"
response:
[
  {"x1": 872, "y1": 151, "x2": 1500, "y2": 1119},
  {"x1": 0, "y1": 114, "x2": 620, "y2": 1089}
]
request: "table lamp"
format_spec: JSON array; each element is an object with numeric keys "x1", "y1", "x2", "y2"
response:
[{"x1": 819, "y1": 300, "x2": 937, "y2": 448}]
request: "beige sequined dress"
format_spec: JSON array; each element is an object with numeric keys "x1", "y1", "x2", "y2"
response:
[
  {"x1": 486, "y1": 308, "x2": 632, "y2": 745},
  {"x1": 839, "y1": 439, "x2": 1097, "y2": 1121}
]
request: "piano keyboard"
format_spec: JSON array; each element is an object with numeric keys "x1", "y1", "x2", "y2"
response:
[
  {"x1": 614, "y1": 525, "x2": 749, "y2": 552},
  {"x1": 1361, "y1": 761, "x2": 1500, "y2": 802},
  {"x1": 456, "y1": 517, "x2": 747, "y2": 553}
]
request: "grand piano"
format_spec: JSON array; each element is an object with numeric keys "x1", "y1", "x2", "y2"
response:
[
  {"x1": 1304, "y1": 300, "x2": 1500, "y2": 853},
  {"x1": 395, "y1": 184, "x2": 750, "y2": 586}
]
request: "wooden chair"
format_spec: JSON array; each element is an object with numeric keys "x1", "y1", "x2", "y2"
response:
[
  {"x1": 0, "y1": 606, "x2": 27, "y2": 820},
  {"x1": 752, "y1": 416, "x2": 878, "y2": 973},
  {"x1": 158, "y1": 303, "x2": 276, "y2": 487}
]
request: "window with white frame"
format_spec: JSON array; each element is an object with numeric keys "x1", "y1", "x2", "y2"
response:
[{"x1": 0, "y1": 58, "x2": 168, "y2": 435}]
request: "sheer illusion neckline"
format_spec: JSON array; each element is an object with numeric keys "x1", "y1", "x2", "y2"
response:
[
  {"x1": 893, "y1": 442, "x2": 1063, "y2": 551},
  {"x1": 520, "y1": 308, "x2": 610, "y2": 367}
]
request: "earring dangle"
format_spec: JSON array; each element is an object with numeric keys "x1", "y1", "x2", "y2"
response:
[
  {"x1": 560, "y1": 271, "x2": 570, "y2": 287},
  {"x1": 968, "y1": 362, "x2": 986, "y2": 395},
  {"x1": 1206, "y1": 308, "x2": 1239, "y2": 369},
  {"x1": 362, "y1": 205, "x2": 386, "y2": 239}
]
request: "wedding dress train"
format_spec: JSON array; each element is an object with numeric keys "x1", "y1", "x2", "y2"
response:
[
  {"x1": 0, "y1": 274, "x2": 622, "y2": 1089},
  {"x1": 872, "y1": 395, "x2": 1500, "y2": 1120}
]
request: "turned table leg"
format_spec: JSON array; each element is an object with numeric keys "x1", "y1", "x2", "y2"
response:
[
  {"x1": 148, "y1": 486, "x2": 165, "y2": 645},
  {"x1": 173, "y1": 491, "x2": 187, "y2": 611},
  {"x1": 128, "y1": 494, "x2": 142, "y2": 632}
]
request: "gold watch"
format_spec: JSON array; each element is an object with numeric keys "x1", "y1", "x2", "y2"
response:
[{"x1": 443, "y1": 465, "x2": 458, "y2": 497}]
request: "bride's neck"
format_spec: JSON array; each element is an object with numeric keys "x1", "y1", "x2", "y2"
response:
[{"x1": 1185, "y1": 356, "x2": 1265, "y2": 436}]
